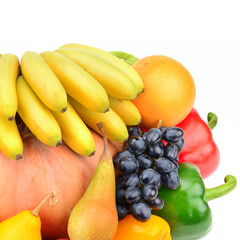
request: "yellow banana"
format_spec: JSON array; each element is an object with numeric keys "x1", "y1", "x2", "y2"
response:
[
  {"x1": 16, "y1": 76, "x2": 62, "y2": 147},
  {"x1": 56, "y1": 47, "x2": 139, "y2": 100},
  {"x1": 40, "y1": 51, "x2": 109, "y2": 113},
  {"x1": 0, "y1": 53, "x2": 20, "y2": 120},
  {"x1": 21, "y1": 51, "x2": 67, "y2": 113},
  {"x1": 0, "y1": 118, "x2": 23, "y2": 160},
  {"x1": 59, "y1": 44, "x2": 144, "y2": 94},
  {"x1": 68, "y1": 95, "x2": 128, "y2": 142},
  {"x1": 51, "y1": 102, "x2": 95, "y2": 156},
  {"x1": 108, "y1": 96, "x2": 141, "y2": 126}
]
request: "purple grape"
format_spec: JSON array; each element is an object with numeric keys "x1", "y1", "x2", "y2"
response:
[
  {"x1": 113, "y1": 149, "x2": 134, "y2": 166},
  {"x1": 117, "y1": 204, "x2": 127, "y2": 220},
  {"x1": 148, "y1": 196, "x2": 164, "y2": 210},
  {"x1": 155, "y1": 157, "x2": 174, "y2": 173},
  {"x1": 147, "y1": 141, "x2": 165, "y2": 158},
  {"x1": 125, "y1": 187, "x2": 142, "y2": 204},
  {"x1": 142, "y1": 185, "x2": 158, "y2": 201},
  {"x1": 163, "y1": 127, "x2": 184, "y2": 143},
  {"x1": 128, "y1": 136, "x2": 147, "y2": 155},
  {"x1": 118, "y1": 156, "x2": 139, "y2": 174},
  {"x1": 145, "y1": 128, "x2": 162, "y2": 144},
  {"x1": 139, "y1": 169, "x2": 162, "y2": 189},
  {"x1": 137, "y1": 154, "x2": 153, "y2": 170},
  {"x1": 131, "y1": 202, "x2": 151, "y2": 222}
]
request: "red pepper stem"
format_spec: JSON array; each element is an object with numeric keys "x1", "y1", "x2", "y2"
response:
[{"x1": 205, "y1": 175, "x2": 237, "y2": 202}]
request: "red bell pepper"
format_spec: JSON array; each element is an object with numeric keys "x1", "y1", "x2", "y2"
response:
[{"x1": 177, "y1": 108, "x2": 220, "y2": 179}]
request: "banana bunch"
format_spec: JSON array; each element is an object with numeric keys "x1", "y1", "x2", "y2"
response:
[
  {"x1": 0, "y1": 44, "x2": 143, "y2": 160},
  {"x1": 0, "y1": 54, "x2": 23, "y2": 160}
]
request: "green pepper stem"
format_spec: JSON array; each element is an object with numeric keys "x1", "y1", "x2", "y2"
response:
[{"x1": 205, "y1": 175, "x2": 237, "y2": 202}]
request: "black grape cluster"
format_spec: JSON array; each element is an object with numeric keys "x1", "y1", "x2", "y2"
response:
[{"x1": 114, "y1": 126, "x2": 184, "y2": 222}]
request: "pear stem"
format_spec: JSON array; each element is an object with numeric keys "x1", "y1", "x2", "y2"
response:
[
  {"x1": 31, "y1": 192, "x2": 57, "y2": 217},
  {"x1": 97, "y1": 122, "x2": 111, "y2": 158}
]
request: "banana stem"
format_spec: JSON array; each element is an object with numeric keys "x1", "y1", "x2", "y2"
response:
[
  {"x1": 205, "y1": 175, "x2": 237, "y2": 202},
  {"x1": 31, "y1": 192, "x2": 57, "y2": 217},
  {"x1": 19, "y1": 124, "x2": 32, "y2": 140}
]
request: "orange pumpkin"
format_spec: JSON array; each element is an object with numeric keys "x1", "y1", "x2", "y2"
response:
[{"x1": 0, "y1": 129, "x2": 123, "y2": 240}]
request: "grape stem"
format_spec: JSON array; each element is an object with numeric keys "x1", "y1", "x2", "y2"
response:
[{"x1": 157, "y1": 119, "x2": 162, "y2": 129}]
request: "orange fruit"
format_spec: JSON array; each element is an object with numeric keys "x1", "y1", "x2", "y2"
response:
[{"x1": 132, "y1": 55, "x2": 196, "y2": 127}]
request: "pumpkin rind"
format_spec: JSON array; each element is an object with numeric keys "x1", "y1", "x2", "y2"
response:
[{"x1": 0, "y1": 130, "x2": 123, "y2": 239}]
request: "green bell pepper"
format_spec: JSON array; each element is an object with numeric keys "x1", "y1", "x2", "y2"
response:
[{"x1": 152, "y1": 162, "x2": 237, "y2": 240}]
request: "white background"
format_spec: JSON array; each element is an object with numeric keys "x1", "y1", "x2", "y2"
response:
[{"x1": 1, "y1": 0, "x2": 240, "y2": 239}]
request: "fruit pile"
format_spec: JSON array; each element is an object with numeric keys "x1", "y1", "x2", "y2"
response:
[
  {"x1": 114, "y1": 126, "x2": 185, "y2": 221},
  {"x1": 0, "y1": 44, "x2": 237, "y2": 240},
  {"x1": 0, "y1": 44, "x2": 142, "y2": 160}
]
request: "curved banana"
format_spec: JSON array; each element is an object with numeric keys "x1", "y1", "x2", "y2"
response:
[
  {"x1": 21, "y1": 51, "x2": 67, "y2": 113},
  {"x1": 16, "y1": 76, "x2": 62, "y2": 147},
  {"x1": 0, "y1": 53, "x2": 20, "y2": 120},
  {"x1": 40, "y1": 51, "x2": 109, "y2": 113},
  {"x1": 59, "y1": 43, "x2": 144, "y2": 94},
  {"x1": 56, "y1": 48, "x2": 139, "y2": 100},
  {"x1": 68, "y1": 95, "x2": 128, "y2": 142},
  {"x1": 0, "y1": 118, "x2": 23, "y2": 160},
  {"x1": 51, "y1": 102, "x2": 95, "y2": 156},
  {"x1": 108, "y1": 96, "x2": 141, "y2": 126}
]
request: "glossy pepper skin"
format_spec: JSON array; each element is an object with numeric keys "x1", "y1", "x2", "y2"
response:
[
  {"x1": 152, "y1": 162, "x2": 237, "y2": 240},
  {"x1": 113, "y1": 214, "x2": 171, "y2": 240},
  {"x1": 177, "y1": 108, "x2": 220, "y2": 178}
]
